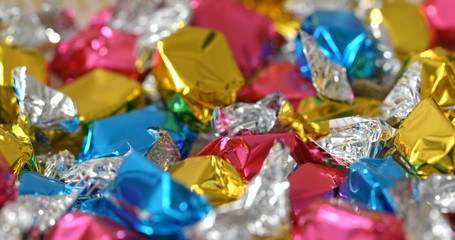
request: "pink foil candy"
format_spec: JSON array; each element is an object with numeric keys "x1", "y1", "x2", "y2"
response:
[
  {"x1": 288, "y1": 163, "x2": 345, "y2": 219},
  {"x1": 45, "y1": 211, "x2": 147, "y2": 240},
  {"x1": 190, "y1": 0, "x2": 281, "y2": 79},
  {"x1": 424, "y1": 0, "x2": 455, "y2": 50},
  {"x1": 0, "y1": 153, "x2": 16, "y2": 209},
  {"x1": 292, "y1": 199, "x2": 406, "y2": 240},
  {"x1": 50, "y1": 26, "x2": 137, "y2": 84},
  {"x1": 237, "y1": 62, "x2": 316, "y2": 110}
]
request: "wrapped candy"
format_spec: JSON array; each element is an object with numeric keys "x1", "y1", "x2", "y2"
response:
[
  {"x1": 19, "y1": 172, "x2": 66, "y2": 196},
  {"x1": 394, "y1": 98, "x2": 455, "y2": 177},
  {"x1": 292, "y1": 199, "x2": 406, "y2": 240},
  {"x1": 419, "y1": 174, "x2": 455, "y2": 213},
  {"x1": 424, "y1": 0, "x2": 455, "y2": 50},
  {"x1": 339, "y1": 156, "x2": 418, "y2": 213},
  {"x1": 0, "y1": 153, "x2": 17, "y2": 209},
  {"x1": 103, "y1": 152, "x2": 211, "y2": 238},
  {"x1": 144, "y1": 127, "x2": 182, "y2": 171},
  {"x1": 297, "y1": 31, "x2": 354, "y2": 105},
  {"x1": 152, "y1": 27, "x2": 244, "y2": 129},
  {"x1": 59, "y1": 69, "x2": 144, "y2": 124},
  {"x1": 317, "y1": 116, "x2": 396, "y2": 165},
  {"x1": 191, "y1": 0, "x2": 281, "y2": 79},
  {"x1": 168, "y1": 155, "x2": 246, "y2": 206},
  {"x1": 45, "y1": 211, "x2": 147, "y2": 240},
  {"x1": 187, "y1": 141, "x2": 291, "y2": 239},
  {"x1": 41, "y1": 150, "x2": 76, "y2": 181},
  {"x1": 13, "y1": 67, "x2": 80, "y2": 133},
  {"x1": 77, "y1": 105, "x2": 193, "y2": 161},
  {"x1": 50, "y1": 26, "x2": 138, "y2": 83},
  {"x1": 288, "y1": 163, "x2": 345, "y2": 218}
]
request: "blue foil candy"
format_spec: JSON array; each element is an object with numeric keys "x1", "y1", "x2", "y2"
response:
[
  {"x1": 103, "y1": 152, "x2": 211, "y2": 238},
  {"x1": 77, "y1": 105, "x2": 195, "y2": 162},
  {"x1": 339, "y1": 156, "x2": 418, "y2": 213},
  {"x1": 295, "y1": 10, "x2": 376, "y2": 81},
  {"x1": 18, "y1": 171, "x2": 66, "y2": 195}
]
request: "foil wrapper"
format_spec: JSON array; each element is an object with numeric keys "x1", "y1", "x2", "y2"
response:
[
  {"x1": 298, "y1": 31, "x2": 354, "y2": 105},
  {"x1": 424, "y1": 0, "x2": 455, "y2": 51},
  {"x1": 186, "y1": 141, "x2": 291, "y2": 239},
  {"x1": 104, "y1": 152, "x2": 211, "y2": 238},
  {"x1": 41, "y1": 150, "x2": 76, "y2": 181},
  {"x1": 394, "y1": 97, "x2": 455, "y2": 177},
  {"x1": 390, "y1": 180, "x2": 453, "y2": 240},
  {"x1": 419, "y1": 174, "x2": 455, "y2": 214},
  {"x1": 169, "y1": 155, "x2": 246, "y2": 206},
  {"x1": 13, "y1": 67, "x2": 80, "y2": 133},
  {"x1": 0, "y1": 154, "x2": 17, "y2": 209},
  {"x1": 0, "y1": 4, "x2": 48, "y2": 48},
  {"x1": 144, "y1": 127, "x2": 181, "y2": 171},
  {"x1": 195, "y1": 132, "x2": 324, "y2": 181},
  {"x1": 0, "y1": 193, "x2": 77, "y2": 238},
  {"x1": 284, "y1": 0, "x2": 351, "y2": 19},
  {"x1": 78, "y1": 105, "x2": 192, "y2": 161},
  {"x1": 212, "y1": 92, "x2": 292, "y2": 137},
  {"x1": 46, "y1": 211, "x2": 148, "y2": 240},
  {"x1": 380, "y1": 61, "x2": 421, "y2": 127},
  {"x1": 288, "y1": 163, "x2": 345, "y2": 218},
  {"x1": 339, "y1": 156, "x2": 419, "y2": 213},
  {"x1": 19, "y1": 171, "x2": 66, "y2": 196},
  {"x1": 37, "y1": 0, "x2": 75, "y2": 42},
  {"x1": 292, "y1": 199, "x2": 406, "y2": 240},
  {"x1": 317, "y1": 116, "x2": 396, "y2": 165},
  {"x1": 152, "y1": 27, "x2": 244, "y2": 129},
  {"x1": 59, "y1": 69, "x2": 144, "y2": 123}
]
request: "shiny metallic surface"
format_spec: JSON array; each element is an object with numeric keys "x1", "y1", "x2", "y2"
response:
[
  {"x1": 42, "y1": 150, "x2": 76, "y2": 181},
  {"x1": 299, "y1": 31, "x2": 354, "y2": 105},
  {"x1": 13, "y1": 67, "x2": 80, "y2": 133},
  {"x1": 380, "y1": 62, "x2": 421, "y2": 127},
  {"x1": 186, "y1": 141, "x2": 290, "y2": 239},
  {"x1": 317, "y1": 116, "x2": 396, "y2": 165},
  {"x1": 419, "y1": 174, "x2": 455, "y2": 214},
  {"x1": 144, "y1": 127, "x2": 181, "y2": 171}
]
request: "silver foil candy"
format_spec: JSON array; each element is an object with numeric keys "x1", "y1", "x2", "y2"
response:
[
  {"x1": 211, "y1": 92, "x2": 291, "y2": 137},
  {"x1": 0, "y1": 193, "x2": 77, "y2": 238},
  {"x1": 63, "y1": 152, "x2": 130, "y2": 198},
  {"x1": 390, "y1": 180, "x2": 453, "y2": 240},
  {"x1": 284, "y1": 0, "x2": 351, "y2": 19},
  {"x1": 37, "y1": 0, "x2": 75, "y2": 43},
  {"x1": 299, "y1": 31, "x2": 354, "y2": 105},
  {"x1": 13, "y1": 67, "x2": 80, "y2": 133},
  {"x1": 144, "y1": 127, "x2": 181, "y2": 171},
  {"x1": 0, "y1": 4, "x2": 49, "y2": 48},
  {"x1": 42, "y1": 150, "x2": 76, "y2": 181},
  {"x1": 380, "y1": 61, "x2": 421, "y2": 127},
  {"x1": 316, "y1": 116, "x2": 396, "y2": 165},
  {"x1": 419, "y1": 174, "x2": 455, "y2": 214},
  {"x1": 186, "y1": 141, "x2": 290, "y2": 240}
]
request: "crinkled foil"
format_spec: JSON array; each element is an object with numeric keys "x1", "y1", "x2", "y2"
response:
[
  {"x1": 419, "y1": 174, "x2": 455, "y2": 214},
  {"x1": 284, "y1": 0, "x2": 351, "y2": 19},
  {"x1": 212, "y1": 92, "x2": 292, "y2": 137},
  {"x1": 186, "y1": 141, "x2": 290, "y2": 239},
  {"x1": 144, "y1": 127, "x2": 181, "y2": 171},
  {"x1": 0, "y1": 4, "x2": 48, "y2": 48},
  {"x1": 63, "y1": 152, "x2": 130, "y2": 198},
  {"x1": 299, "y1": 31, "x2": 354, "y2": 105},
  {"x1": 13, "y1": 67, "x2": 80, "y2": 133},
  {"x1": 317, "y1": 116, "x2": 396, "y2": 165},
  {"x1": 380, "y1": 62, "x2": 421, "y2": 127},
  {"x1": 390, "y1": 180, "x2": 454, "y2": 240},
  {"x1": 0, "y1": 193, "x2": 77, "y2": 238},
  {"x1": 42, "y1": 150, "x2": 76, "y2": 181}
]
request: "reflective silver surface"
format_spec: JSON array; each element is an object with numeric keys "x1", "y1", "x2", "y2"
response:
[{"x1": 144, "y1": 127, "x2": 181, "y2": 171}]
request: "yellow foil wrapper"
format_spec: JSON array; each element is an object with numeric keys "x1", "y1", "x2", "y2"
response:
[
  {"x1": 394, "y1": 98, "x2": 455, "y2": 177},
  {"x1": 59, "y1": 69, "x2": 144, "y2": 124},
  {"x1": 168, "y1": 155, "x2": 246, "y2": 206},
  {"x1": 152, "y1": 27, "x2": 245, "y2": 129},
  {"x1": 375, "y1": 1, "x2": 433, "y2": 60},
  {"x1": 0, "y1": 44, "x2": 46, "y2": 123},
  {"x1": 0, "y1": 115, "x2": 40, "y2": 176}
]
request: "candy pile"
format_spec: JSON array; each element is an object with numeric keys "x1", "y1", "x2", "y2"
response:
[{"x1": 2, "y1": 0, "x2": 455, "y2": 239}]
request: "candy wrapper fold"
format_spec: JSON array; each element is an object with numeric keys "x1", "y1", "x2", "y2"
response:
[{"x1": 144, "y1": 127, "x2": 181, "y2": 171}]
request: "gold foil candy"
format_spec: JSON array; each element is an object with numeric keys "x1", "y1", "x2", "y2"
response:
[
  {"x1": 168, "y1": 155, "x2": 246, "y2": 206},
  {"x1": 59, "y1": 69, "x2": 144, "y2": 124},
  {"x1": 395, "y1": 98, "x2": 455, "y2": 177},
  {"x1": 152, "y1": 27, "x2": 244, "y2": 129}
]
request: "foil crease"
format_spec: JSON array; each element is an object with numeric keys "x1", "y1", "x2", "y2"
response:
[
  {"x1": 0, "y1": 4, "x2": 48, "y2": 48},
  {"x1": 186, "y1": 141, "x2": 290, "y2": 239},
  {"x1": 419, "y1": 174, "x2": 455, "y2": 214},
  {"x1": 13, "y1": 67, "x2": 80, "y2": 133},
  {"x1": 390, "y1": 180, "x2": 454, "y2": 240},
  {"x1": 299, "y1": 31, "x2": 354, "y2": 105},
  {"x1": 42, "y1": 150, "x2": 76, "y2": 181},
  {"x1": 0, "y1": 193, "x2": 77, "y2": 238},
  {"x1": 317, "y1": 116, "x2": 396, "y2": 165},
  {"x1": 380, "y1": 62, "x2": 421, "y2": 127},
  {"x1": 144, "y1": 127, "x2": 181, "y2": 171}
]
